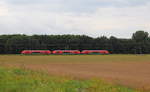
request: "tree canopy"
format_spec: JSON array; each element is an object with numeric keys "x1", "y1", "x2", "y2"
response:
[{"x1": 0, "y1": 30, "x2": 150, "y2": 54}]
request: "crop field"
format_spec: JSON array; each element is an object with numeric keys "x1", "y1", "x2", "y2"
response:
[{"x1": 0, "y1": 55, "x2": 150, "y2": 92}]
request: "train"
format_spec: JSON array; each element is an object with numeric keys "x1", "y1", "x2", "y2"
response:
[{"x1": 21, "y1": 50, "x2": 110, "y2": 55}]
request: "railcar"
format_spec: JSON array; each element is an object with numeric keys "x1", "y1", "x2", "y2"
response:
[
  {"x1": 52, "y1": 50, "x2": 80, "y2": 54},
  {"x1": 81, "y1": 50, "x2": 109, "y2": 54},
  {"x1": 21, "y1": 50, "x2": 51, "y2": 54}
]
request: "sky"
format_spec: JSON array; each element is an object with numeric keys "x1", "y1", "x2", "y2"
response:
[{"x1": 0, "y1": 0, "x2": 150, "y2": 38}]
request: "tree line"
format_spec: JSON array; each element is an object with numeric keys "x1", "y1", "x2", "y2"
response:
[{"x1": 0, "y1": 30, "x2": 150, "y2": 54}]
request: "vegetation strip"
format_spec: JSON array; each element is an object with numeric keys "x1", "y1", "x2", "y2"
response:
[
  {"x1": 0, "y1": 31, "x2": 150, "y2": 54},
  {"x1": 0, "y1": 67, "x2": 141, "y2": 92}
]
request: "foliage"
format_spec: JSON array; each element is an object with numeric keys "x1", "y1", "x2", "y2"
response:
[{"x1": 0, "y1": 30, "x2": 150, "y2": 54}]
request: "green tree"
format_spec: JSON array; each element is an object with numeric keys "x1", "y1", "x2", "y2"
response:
[
  {"x1": 132, "y1": 31, "x2": 149, "y2": 54},
  {"x1": 0, "y1": 30, "x2": 150, "y2": 54}
]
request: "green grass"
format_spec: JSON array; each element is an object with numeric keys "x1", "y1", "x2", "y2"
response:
[
  {"x1": 0, "y1": 55, "x2": 149, "y2": 92},
  {"x1": 0, "y1": 67, "x2": 141, "y2": 92}
]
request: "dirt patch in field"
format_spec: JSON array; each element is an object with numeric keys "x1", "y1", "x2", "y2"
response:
[{"x1": 6, "y1": 61, "x2": 150, "y2": 90}]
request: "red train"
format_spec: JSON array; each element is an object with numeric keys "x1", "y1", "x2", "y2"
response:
[
  {"x1": 21, "y1": 50, "x2": 109, "y2": 55},
  {"x1": 21, "y1": 50, "x2": 51, "y2": 54},
  {"x1": 81, "y1": 50, "x2": 109, "y2": 54},
  {"x1": 53, "y1": 50, "x2": 80, "y2": 54}
]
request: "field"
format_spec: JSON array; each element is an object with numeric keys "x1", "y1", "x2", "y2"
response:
[{"x1": 0, "y1": 55, "x2": 150, "y2": 92}]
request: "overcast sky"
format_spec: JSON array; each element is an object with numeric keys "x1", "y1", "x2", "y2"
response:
[{"x1": 0, "y1": 0, "x2": 150, "y2": 38}]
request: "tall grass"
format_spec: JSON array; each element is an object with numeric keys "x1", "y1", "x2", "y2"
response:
[{"x1": 0, "y1": 67, "x2": 141, "y2": 92}]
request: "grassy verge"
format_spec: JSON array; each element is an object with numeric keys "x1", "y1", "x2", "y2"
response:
[{"x1": 0, "y1": 67, "x2": 141, "y2": 92}]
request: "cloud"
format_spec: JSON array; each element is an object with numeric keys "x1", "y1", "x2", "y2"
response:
[
  {"x1": 0, "y1": 1, "x2": 9, "y2": 16},
  {"x1": 53, "y1": 4, "x2": 150, "y2": 37},
  {"x1": 4, "y1": 0, "x2": 150, "y2": 13},
  {"x1": 0, "y1": 0, "x2": 150, "y2": 38}
]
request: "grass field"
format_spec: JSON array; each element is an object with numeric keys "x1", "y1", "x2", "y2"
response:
[
  {"x1": 0, "y1": 55, "x2": 150, "y2": 92},
  {"x1": 0, "y1": 67, "x2": 140, "y2": 92},
  {"x1": 1, "y1": 54, "x2": 150, "y2": 64}
]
